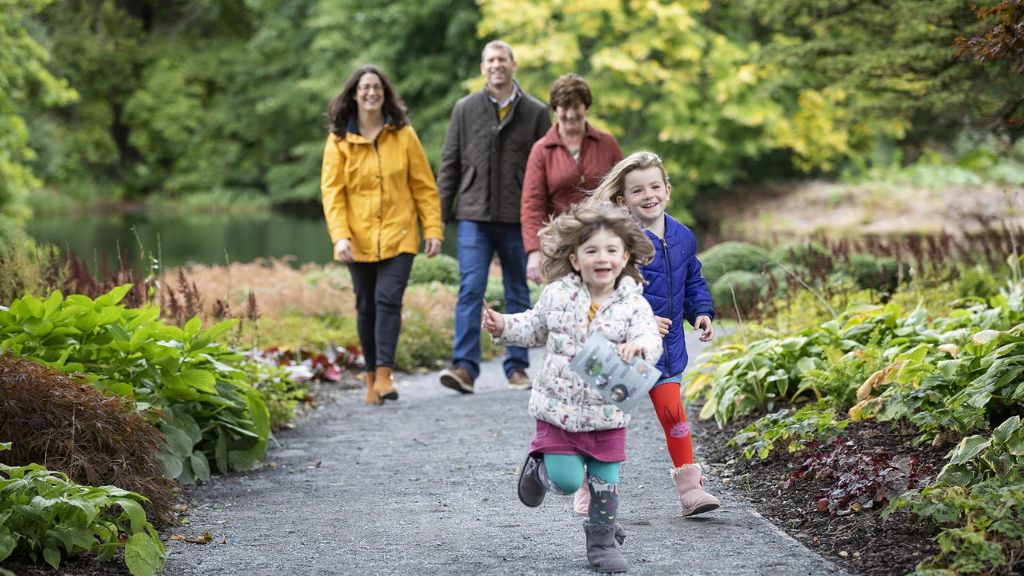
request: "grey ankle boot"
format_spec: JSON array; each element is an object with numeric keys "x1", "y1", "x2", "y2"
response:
[
  {"x1": 517, "y1": 454, "x2": 546, "y2": 507},
  {"x1": 584, "y1": 522, "x2": 628, "y2": 573}
]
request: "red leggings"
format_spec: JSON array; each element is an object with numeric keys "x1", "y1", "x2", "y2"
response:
[{"x1": 648, "y1": 382, "x2": 694, "y2": 467}]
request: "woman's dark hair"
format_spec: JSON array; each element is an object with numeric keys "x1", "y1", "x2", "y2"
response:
[
  {"x1": 550, "y1": 73, "x2": 593, "y2": 110},
  {"x1": 325, "y1": 65, "x2": 409, "y2": 137}
]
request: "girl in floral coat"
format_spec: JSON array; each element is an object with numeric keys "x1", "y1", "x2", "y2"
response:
[{"x1": 482, "y1": 203, "x2": 661, "y2": 573}]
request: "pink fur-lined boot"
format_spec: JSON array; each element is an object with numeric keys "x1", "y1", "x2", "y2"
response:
[
  {"x1": 573, "y1": 485, "x2": 590, "y2": 515},
  {"x1": 671, "y1": 464, "x2": 721, "y2": 517}
]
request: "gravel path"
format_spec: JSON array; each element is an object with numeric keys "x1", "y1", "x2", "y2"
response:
[{"x1": 162, "y1": 334, "x2": 846, "y2": 575}]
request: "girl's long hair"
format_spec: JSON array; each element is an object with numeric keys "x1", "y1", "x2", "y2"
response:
[
  {"x1": 587, "y1": 151, "x2": 669, "y2": 207},
  {"x1": 325, "y1": 65, "x2": 409, "y2": 138},
  {"x1": 539, "y1": 203, "x2": 654, "y2": 285}
]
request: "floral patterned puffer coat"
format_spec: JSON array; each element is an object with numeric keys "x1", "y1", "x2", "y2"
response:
[{"x1": 494, "y1": 273, "x2": 662, "y2": 432}]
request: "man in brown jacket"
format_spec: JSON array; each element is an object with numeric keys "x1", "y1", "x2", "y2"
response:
[{"x1": 438, "y1": 40, "x2": 551, "y2": 394}]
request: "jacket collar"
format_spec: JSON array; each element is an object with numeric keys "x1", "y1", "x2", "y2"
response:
[
  {"x1": 343, "y1": 114, "x2": 394, "y2": 143},
  {"x1": 540, "y1": 122, "x2": 601, "y2": 148}
]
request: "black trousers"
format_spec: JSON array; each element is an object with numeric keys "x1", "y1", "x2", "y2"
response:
[{"x1": 347, "y1": 253, "x2": 414, "y2": 371}]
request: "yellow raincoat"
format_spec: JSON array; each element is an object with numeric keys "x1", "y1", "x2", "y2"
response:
[{"x1": 320, "y1": 124, "x2": 443, "y2": 262}]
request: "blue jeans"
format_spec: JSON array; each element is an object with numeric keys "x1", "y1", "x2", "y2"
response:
[{"x1": 452, "y1": 220, "x2": 530, "y2": 380}]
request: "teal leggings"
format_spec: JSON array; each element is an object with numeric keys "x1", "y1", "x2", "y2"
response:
[{"x1": 542, "y1": 454, "x2": 620, "y2": 494}]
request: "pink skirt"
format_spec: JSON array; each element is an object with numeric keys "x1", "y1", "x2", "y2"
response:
[{"x1": 527, "y1": 419, "x2": 626, "y2": 463}]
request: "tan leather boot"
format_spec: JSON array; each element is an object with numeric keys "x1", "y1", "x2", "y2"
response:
[
  {"x1": 363, "y1": 371, "x2": 381, "y2": 405},
  {"x1": 672, "y1": 464, "x2": 721, "y2": 516},
  {"x1": 374, "y1": 366, "x2": 399, "y2": 402}
]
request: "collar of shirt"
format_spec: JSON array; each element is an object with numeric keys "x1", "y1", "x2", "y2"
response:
[{"x1": 487, "y1": 84, "x2": 520, "y2": 109}]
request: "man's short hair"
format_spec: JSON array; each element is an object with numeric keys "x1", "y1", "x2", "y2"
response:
[{"x1": 482, "y1": 40, "x2": 515, "y2": 62}]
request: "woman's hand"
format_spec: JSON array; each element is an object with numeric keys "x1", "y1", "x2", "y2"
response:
[
  {"x1": 526, "y1": 251, "x2": 543, "y2": 284},
  {"x1": 481, "y1": 299, "x2": 504, "y2": 337},
  {"x1": 334, "y1": 238, "x2": 354, "y2": 263},
  {"x1": 424, "y1": 238, "x2": 442, "y2": 258},
  {"x1": 695, "y1": 315, "x2": 715, "y2": 342},
  {"x1": 655, "y1": 315, "x2": 672, "y2": 337},
  {"x1": 617, "y1": 342, "x2": 644, "y2": 364}
]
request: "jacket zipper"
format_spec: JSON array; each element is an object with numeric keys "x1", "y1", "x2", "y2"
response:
[
  {"x1": 660, "y1": 236, "x2": 674, "y2": 376},
  {"x1": 374, "y1": 139, "x2": 383, "y2": 260}
]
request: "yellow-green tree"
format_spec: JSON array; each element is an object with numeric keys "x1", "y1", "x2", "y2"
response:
[
  {"x1": 477, "y1": 0, "x2": 796, "y2": 219},
  {"x1": 0, "y1": 0, "x2": 75, "y2": 246}
]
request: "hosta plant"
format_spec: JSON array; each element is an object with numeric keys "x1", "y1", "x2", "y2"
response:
[
  {"x1": 0, "y1": 442, "x2": 165, "y2": 576},
  {"x1": 0, "y1": 285, "x2": 270, "y2": 483}
]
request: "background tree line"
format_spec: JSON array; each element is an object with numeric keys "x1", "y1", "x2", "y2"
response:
[{"x1": 1, "y1": 0, "x2": 1021, "y2": 247}]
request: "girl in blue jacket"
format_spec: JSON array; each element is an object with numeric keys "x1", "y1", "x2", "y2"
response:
[{"x1": 583, "y1": 151, "x2": 721, "y2": 517}]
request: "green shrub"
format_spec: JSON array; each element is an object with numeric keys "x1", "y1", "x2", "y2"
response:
[
  {"x1": 0, "y1": 442, "x2": 165, "y2": 576},
  {"x1": 0, "y1": 286, "x2": 271, "y2": 484},
  {"x1": 889, "y1": 476, "x2": 1024, "y2": 576},
  {"x1": 711, "y1": 270, "x2": 767, "y2": 317},
  {"x1": 409, "y1": 254, "x2": 459, "y2": 286},
  {"x1": 729, "y1": 403, "x2": 850, "y2": 460},
  {"x1": 0, "y1": 353, "x2": 174, "y2": 521},
  {"x1": 699, "y1": 241, "x2": 773, "y2": 286},
  {"x1": 957, "y1": 266, "x2": 1000, "y2": 300},
  {"x1": 846, "y1": 253, "x2": 899, "y2": 292}
]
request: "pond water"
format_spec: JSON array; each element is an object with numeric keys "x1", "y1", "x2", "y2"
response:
[{"x1": 26, "y1": 210, "x2": 461, "y2": 271}]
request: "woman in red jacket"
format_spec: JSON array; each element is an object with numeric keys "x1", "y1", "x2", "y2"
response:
[{"x1": 520, "y1": 73, "x2": 624, "y2": 285}]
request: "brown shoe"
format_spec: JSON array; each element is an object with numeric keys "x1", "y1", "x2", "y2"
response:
[
  {"x1": 439, "y1": 366, "x2": 474, "y2": 394},
  {"x1": 507, "y1": 369, "x2": 531, "y2": 391},
  {"x1": 363, "y1": 371, "x2": 381, "y2": 405}
]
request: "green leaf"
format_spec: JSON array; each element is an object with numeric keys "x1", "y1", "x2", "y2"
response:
[
  {"x1": 167, "y1": 369, "x2": 218, "y2": 395},
  {"x1": 43, "y1": 546, "x2": 61, "y2": 570},
  {"x1": 162, "y1": 425, "x2": 195, "y2": 458},
  {"x1": 95, "y1": 284, "x2": 132, "y2": 307},
  {"x1": 118, "y1": 499, "x2": 147, "y2": 534},
  {"x1": 203, "y1": 319, "x2": 238, "y2": 341},
  {"x1": 0, "y1": 529, "x2": 16, "y2": 562},
  {"x1": 158, "y1": 451, "x2": 184, "y2": 479},
  {"x1": 184, "y1": 316, "x2": 202, "y2": 337},
  {"x1": 215, "y1": 430, "x2": 229, "y2": 474},
  {"x1": 946, "y1": 435, "x2": 991, "y2": 466},
  {"x1": 795, "y1": 356, "x2": 816, "y2": 374},
  {"x1": 992, "y1": 415, "x2": 1020, "y2": 444},
  {"x1": 124, "y1": 532, "x2": 165, "y2": 576},
  {"x1": 190, "y1": 450, "x2": 212, "y2": 482}
]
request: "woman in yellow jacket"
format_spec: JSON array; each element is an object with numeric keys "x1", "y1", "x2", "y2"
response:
[{"x1": 321, "y1": 65, "x2": 444, "y2": 405}]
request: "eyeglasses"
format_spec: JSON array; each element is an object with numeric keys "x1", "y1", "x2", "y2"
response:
[{"x1": 357, "y1": 84, "x2": 384, "y2": 93}]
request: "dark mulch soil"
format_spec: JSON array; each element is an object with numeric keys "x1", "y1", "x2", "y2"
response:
[{"x1": 691, "y1": 406, "x2": 951, "y2": 576}]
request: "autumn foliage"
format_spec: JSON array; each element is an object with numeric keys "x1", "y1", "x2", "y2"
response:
[{"x1": 0, "y1": 352, "x2": 174, "y2": 523}]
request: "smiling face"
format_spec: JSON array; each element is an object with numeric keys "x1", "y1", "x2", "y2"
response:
[
  {"x1": 617, "y1": 166, "x2": 671, "y2": 228},
  {"x1": 569, "y1": 228, "x2": 629, "y2": 296},
  {"x1": 555, "y1": 101, "x2": 587, "y2": 135},
  {"x1": 355, "y1": 72, "x2": 384, "y2": 114},
  {"x1": 480, "y1": 45, "x2": 517, "y2": 91}
]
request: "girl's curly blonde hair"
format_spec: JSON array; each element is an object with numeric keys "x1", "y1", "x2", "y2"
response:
[{"x1": 539, "y1": 203, "x2": 654, "y2": 284}]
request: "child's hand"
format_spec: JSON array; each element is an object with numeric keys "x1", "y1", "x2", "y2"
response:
[
  {"x1": 695, "y1": 315, "x2": 714, "y2": 342},
  {"x1": 617, "y1": 342, "x2": 644, "y2": 364},
  {"x1": 655, "y1": 315, "x2": 672, "y2": 337},
  {"x1": 481, "y1": 300, "x2": 504, "y2": 337}
]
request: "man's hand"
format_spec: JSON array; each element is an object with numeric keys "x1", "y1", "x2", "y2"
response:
[
  {"x1": 526, "y1": 251, "x2": 543, "y2": 284},
  {"x1": 334, "y1": 238, "x2": 354, "y2": 263},
  {"x1": 481, "y1": 299, "x2": 504, "y2": 337},
  {"x1": 655, "y1": 315, "x2": 672, "y2": 337},
  {"x1": 424, "y1": 238, "x2": 442, "y2": 257},
  {"x1": 695, "y1": 315, "x2": 715, "y2": 342}
]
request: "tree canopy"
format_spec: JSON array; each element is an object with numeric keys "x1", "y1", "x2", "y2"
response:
[{"x1": 3, "y1": 0, "x2": 1020, "y2": 225}]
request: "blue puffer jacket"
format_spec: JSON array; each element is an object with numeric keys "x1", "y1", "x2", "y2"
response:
[{"x1": 640, "y1": 214, "x2": 715, "y2": 378}]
